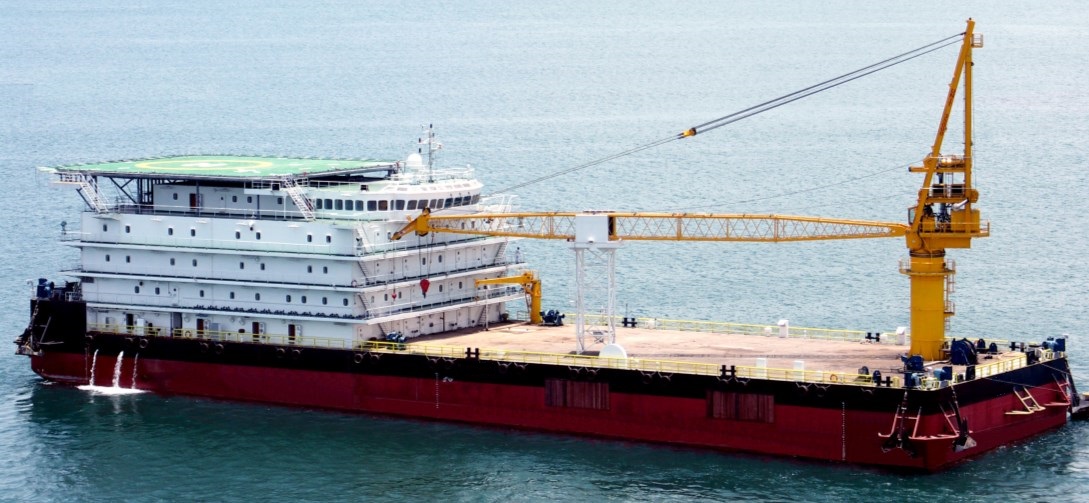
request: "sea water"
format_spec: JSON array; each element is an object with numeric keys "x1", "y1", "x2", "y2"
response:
[{"x1": 2, "y1": 1, "x2": 1088, "y2": 501}]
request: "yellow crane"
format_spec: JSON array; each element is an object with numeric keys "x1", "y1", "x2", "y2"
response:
[
  {"x1": 474, "y1": 271, "x2": 543, "y2": 325},
  {"x1": 395, "y1": 20, "x2": 987, "y2": 360}
]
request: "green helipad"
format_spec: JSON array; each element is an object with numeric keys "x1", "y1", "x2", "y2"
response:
[{"x1": 52, "y1": 155, "x2": 396, "y2": 179}]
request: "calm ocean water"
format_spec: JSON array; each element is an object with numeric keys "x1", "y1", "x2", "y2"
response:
[{"x1": 3, "y1": 1, "x2": 1088, "y2": 501}]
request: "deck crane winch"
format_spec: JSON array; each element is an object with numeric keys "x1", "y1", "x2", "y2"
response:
[{"x1": 394, "y1": 20, "x2": 987, "y2": 360}]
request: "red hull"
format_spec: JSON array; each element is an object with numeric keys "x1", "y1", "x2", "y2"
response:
[{"x1": 31, "y1": 351, "x2": 1070, "y2": 471}]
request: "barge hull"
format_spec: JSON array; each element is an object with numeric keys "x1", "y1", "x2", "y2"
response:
[{"x1": 27, "y1": 331, "x2": 1073, "y2": 472}]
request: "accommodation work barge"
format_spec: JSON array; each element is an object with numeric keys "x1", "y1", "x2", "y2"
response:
[{"x1": 15, "y1": 21, "x2": 1088, "y2": 471}]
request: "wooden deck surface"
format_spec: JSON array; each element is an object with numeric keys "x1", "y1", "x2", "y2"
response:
[{"x1": 409, "y1": 321, "x2": 916, "y2": 376}]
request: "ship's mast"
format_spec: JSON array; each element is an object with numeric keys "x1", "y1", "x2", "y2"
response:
[{"x1": 418, "y1": 124, "x2": 443, "y2": 183}]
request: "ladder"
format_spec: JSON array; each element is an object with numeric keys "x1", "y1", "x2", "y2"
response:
[
  {"x1": 1006, "y1": 386, "x2": 1045, "y2": 415},
  {"x1": 879, "y1": 392, "x2": 921, "y2": 455},
  {"x1": 56, "y1": 172, "x2": 111, "y2": 213},
  {"x1": 280, "y1": 177, "x2": 315, "y2": 221},
  {"x1": 1046, "y1": 375, "x2": 1074, "y2": 408}
]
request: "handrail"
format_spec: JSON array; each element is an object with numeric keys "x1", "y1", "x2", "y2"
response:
[{"x1": 83, "y1": 324, "x2": 1058, "y2": 390}]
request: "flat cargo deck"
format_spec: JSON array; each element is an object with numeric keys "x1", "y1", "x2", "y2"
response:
[{"x1": 408, "y1": 321, "x2": 1028, "y2": 383}]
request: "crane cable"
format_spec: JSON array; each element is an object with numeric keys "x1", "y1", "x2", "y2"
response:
[{"x1": 485, "y1": 31, "x2": 966, "y2": 198}]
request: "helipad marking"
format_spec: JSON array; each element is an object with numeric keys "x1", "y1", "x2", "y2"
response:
[{"x1": 134, "y1": 159, "x2": 274, "y2": 171}]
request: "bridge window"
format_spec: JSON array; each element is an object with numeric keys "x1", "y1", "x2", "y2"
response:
[
  {"x1": 314, "y1": 199, "x2": 323, "y2": 209},
  {"x1": 324, "y1": 198, "x2": 332, "y2": 209},
  {"x1": 395, "y1": 200, "x2": 405, "y2": 210},
  {"x1": 407, "y1": 200, "x2": 417, "y2": 210},
  {"x1": 378, "y1": 200, "x2": 388, "y2": 211},
  {"x1": 355, "y1": 200, "x2": 364, "y2": 210},
  {"x1": 368, "y1": 201, "x2": 377, "y2": 211},
  {"x1": 344, "y1": 200, "x2": 353, "y2": 211},
  {"x1": 335, "y1": 200, "x2": 343, "y2": 210},
  {"x1": 444, "y1": 198, "x2": 453, "y2": 207}
]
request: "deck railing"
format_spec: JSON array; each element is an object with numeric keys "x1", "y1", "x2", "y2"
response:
[{"x1": 84, "y1": 323, "x2": 1060, "y2": 391}]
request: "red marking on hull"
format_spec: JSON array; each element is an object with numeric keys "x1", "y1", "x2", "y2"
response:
[{"x1": 29, "y1": 352, "x2": 1069, "y2": 471}]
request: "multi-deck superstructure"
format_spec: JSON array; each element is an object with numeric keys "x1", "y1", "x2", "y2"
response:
[{"x1": 44, "y1": 137, "x2": 525, "y2": 349}]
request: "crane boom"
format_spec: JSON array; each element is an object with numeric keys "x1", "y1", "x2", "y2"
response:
[
  {"x1": 394, "y1": 209, "x2": 908, "y2": 243},
  {"x1": 393, "y1": 20, "x2": 986, "y2": 361}
]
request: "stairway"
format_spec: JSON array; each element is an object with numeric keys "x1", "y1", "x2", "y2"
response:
[{"x1": 280, "y1": 177, "x2": 315, "y2": 221}]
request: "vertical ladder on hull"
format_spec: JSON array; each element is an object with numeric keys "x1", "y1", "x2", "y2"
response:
[
  {"x1": 56, "y1": 172, "x2": 111, "y2": 213},
  {"x1": 1046, "y1": 375, "x2": 1074, "y2": 408},
  {"x1": 879, "y1": 391, "x2": 920, "y2": 456},
  {"x1": 280, "y1": 177, "x2": 315, "y2": 221},
  {"x1": 1006, "y1": 386, "x2": 1045, "y2": 415}
]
